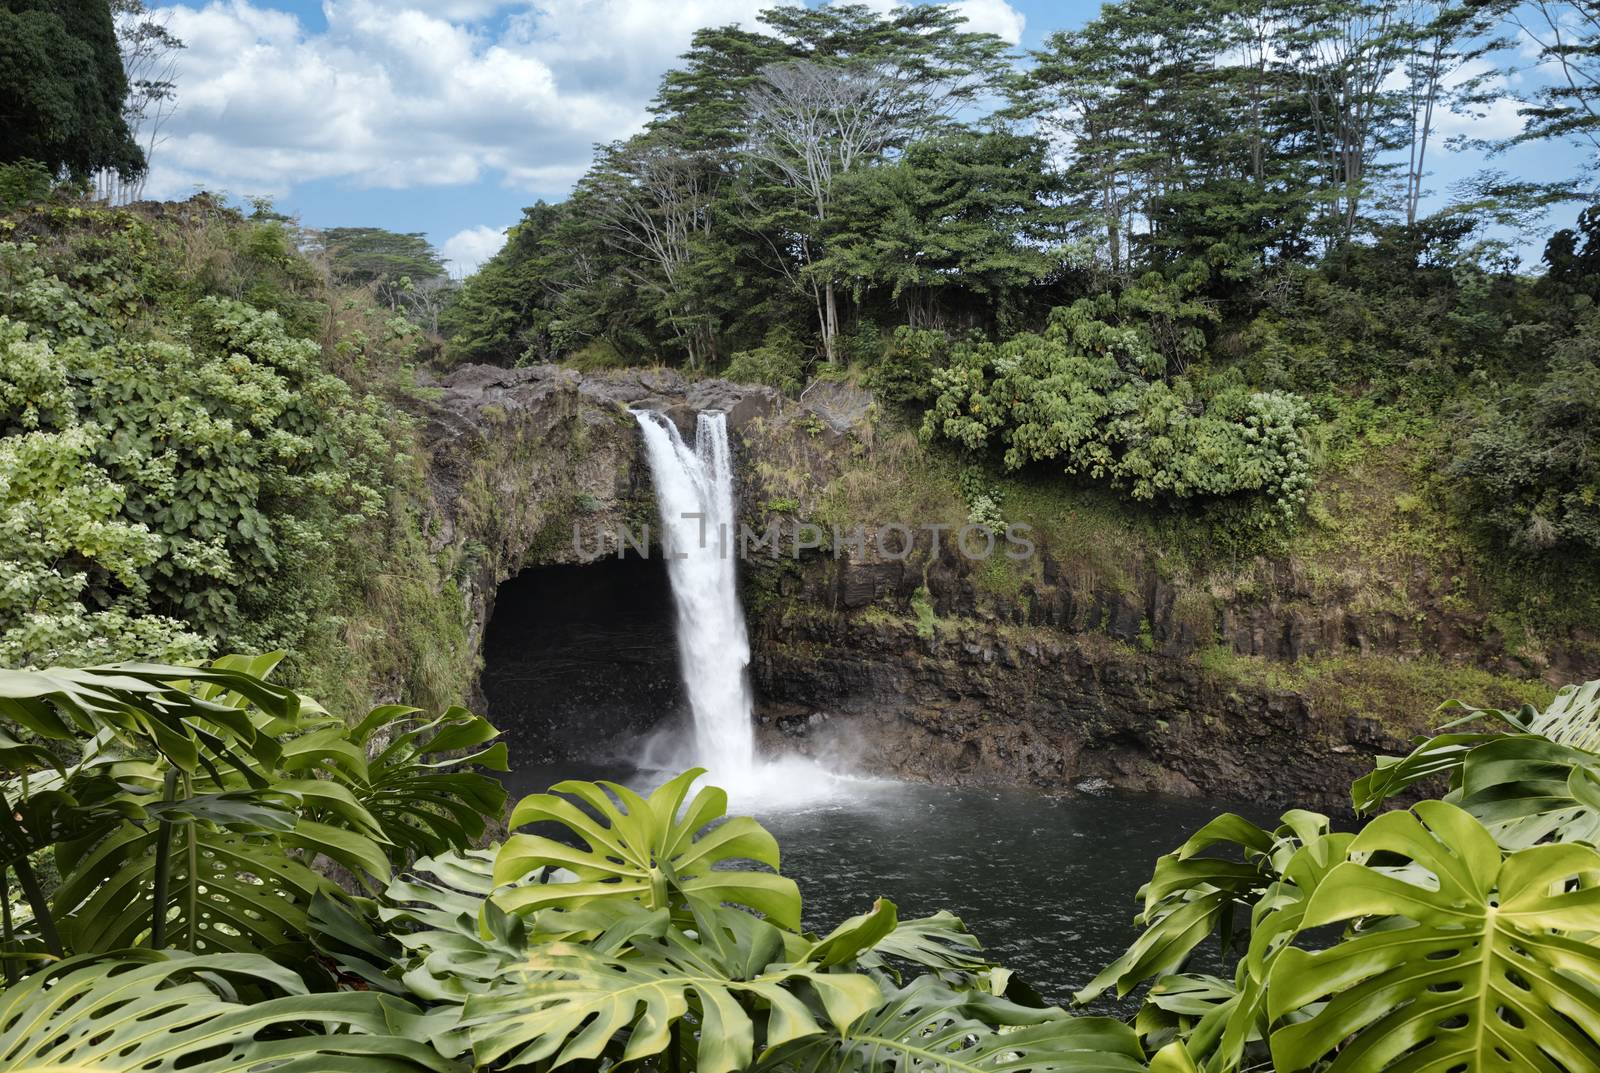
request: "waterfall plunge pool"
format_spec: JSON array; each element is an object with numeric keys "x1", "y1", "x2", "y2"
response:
[{"x1": 498, "y1": 760, "x2": 1262, "y2": 1009}]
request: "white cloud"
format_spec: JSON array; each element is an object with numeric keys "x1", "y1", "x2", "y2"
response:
[
  {"x1": 949, "y1": 0, "x2": 1024, "y2": 44},
  {"x1": 142, "y1": 0, "x2": 1025, "y2": 204},
  {"x1": 143, "y1": 0, "x2": 767, "y2": 200},
  {"x1": 441, "y1": 223, "x2": 509, "y2": 275}
]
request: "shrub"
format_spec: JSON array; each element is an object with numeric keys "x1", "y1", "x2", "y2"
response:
[
  {"x1": 0, "y1": 201, "x2": 445, "y2": 695},
  {"x1": 1450, "y1": 312, "x2": 1600, "y2": 559},
  {"x1": 923, "y1": 303, "x2": 1314, "y2": 524},
  {"x1": 866, "y1": 325, "x2": 951, "y2": 406},
  {"x1": 0, "y1": 160, "x2": 54, "y2": 211}
]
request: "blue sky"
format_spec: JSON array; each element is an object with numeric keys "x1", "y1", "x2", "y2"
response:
[{"x1": 138, "y1": 0, "x2": 1587, "y2": 274}]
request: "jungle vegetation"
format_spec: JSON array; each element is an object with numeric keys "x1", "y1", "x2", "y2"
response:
[
  {"x1": 1, "y1": 657, "x2": 1599, "y2": 1072},
  {"x1": 1, "y1": 1, "x2": 1600, "y2": 1070}
]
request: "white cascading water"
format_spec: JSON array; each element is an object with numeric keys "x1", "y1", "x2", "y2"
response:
[{"x1": 633, "y1": 410, "x2": 756, "y2": 783}]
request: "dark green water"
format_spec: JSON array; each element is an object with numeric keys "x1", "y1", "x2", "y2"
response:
[{"x1": 501, "y1": 762, "x2": 1260, "y2": 1007}]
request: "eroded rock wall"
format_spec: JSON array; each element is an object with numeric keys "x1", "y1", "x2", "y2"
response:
[{"x1": 417, "y1": 364, "x2": 1592, "y2": 808}]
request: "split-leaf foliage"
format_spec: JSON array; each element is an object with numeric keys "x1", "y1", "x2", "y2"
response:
[{"x1": 2, "y1": 654, "x2": 1599, "y2": 1071}]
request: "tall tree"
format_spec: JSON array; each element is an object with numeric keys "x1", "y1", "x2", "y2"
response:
[
  {"x1": 1022, "y1": 0, "x2": 1322, "y2": 280},
  {"x1": 733, "y1": 4, "x2": 1011, "y2": 360},
  {"x1": 582, "y1": 135, "x2": 723, "y2": 369},
  {"x1": 0, "y1": 0, "x2": 143, "y2": 180},
  {"x1": 824, "y1": 130, "x2": 1064, "y2": 330},
  {"x1": 319, "y1": 227, "x2": 448, "y2": 308},
  {"x1": 97, "y1": 0, "x2": 183, "y2": 204},
  {"x1": 1282, "y1": 0, "x2": 1411, "y2": 241}
]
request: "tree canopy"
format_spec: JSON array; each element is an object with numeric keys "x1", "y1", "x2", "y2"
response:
[{"x1": 0, "y1": 0, "x2": 143, "y2": 180}]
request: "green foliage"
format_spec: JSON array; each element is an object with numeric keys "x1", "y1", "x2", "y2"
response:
[
  {"x1": 0, "y1": 160, "x2": 55, "y2": 211},
  {"x1": 321, "y1": 226, "x2": 448, "y2": 297},
  {"x1": 0, "y1": 265, "x2": 393, "y2": 663},
  {"x1": 0, "y1": 950, "x2": 447, "y2": 1072},
  {"x1": 825, "y1": 131, "x2": 1065, "y2": 327},
  {"x1": 1449, "y1": 311, "x2": 1600, "y2": 559},
  {"x1": 349, "y1": 704, "x2": 509, "y2": 864},
  {"x1": 0, "y1": 200, "x2": 468, "y2": 704},
  {"x1": 723, "y1": 325, "x2": 809, "y2": 395},
  {"x1": 772, "y1": 974, "x2": 1147, "y2": 1073},
  {"x1": 1268, "y1": 801, "x2": 1600, "y2": 1073},
  {"x1": 1354, "y1": 679, "x2": 1600, "y2": 847},
  {"x1": 492, "y1": 768, "x2": 802, "y2": 927},
  {"x1": 1092, "y1": 676, "x2": 1600, "y2": 1073},
  {"x1": 924, "y1": 302, "x2": 1314, "y2": 524},
  {"x1": 865, "y1": 325, "x2": 951, "y2": 406},
  {"x1": 320, "y1": 768, "x2": 1150, "y2": 1073},
  {"x1": 463, "y1": 897, "x2": 881, "y2": 1073},
  {"x1": 440, "y1": 200, "x2": 601, "y2": 366},
  {"x1": 0, "y1": 0, "x2": 143, "y2": 181},
  {"x1": 958, "y1": 465, "x2": 1006, "y2": 530},
  {"x1": 0, "y1": 656, "x2": 503, "y2": 970}
]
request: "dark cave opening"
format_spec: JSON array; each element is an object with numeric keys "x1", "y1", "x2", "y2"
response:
[{"x1": 480, "y1": 556, "x2": 684, "y2": 768}]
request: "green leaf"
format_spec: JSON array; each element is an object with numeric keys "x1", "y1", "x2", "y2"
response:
[
  {"x1": 53, "y1": 818, "x2": 335, "y2": 954},
  {"x1": 1076, "y1": 813, "x2": 1285, "y2": 1004},
  {"x1": 493, "y1": 768, "x2": 801, "y2": 928},
  {"x1": 859, "y1": 909, "x2": 990, "y2": 978},
  {"x1": 768, "y1": 975, "x2": 1148, "y2": 1073},
  {"x1": 350, "y1": 706, "x2": 508, "y2": 861},
  {"x1": 462, "y1": 898, "x2": 880, "y2": 1073},
  {"x1": 1268, "y1": 800, "x2": 1600, "y2": 1073},
  {"x1": 0, "y1": 950, "x2": 452, "y2": 1072},
  {"x1": 805, "y1": 898, "x2": 900, "y2": 966}
]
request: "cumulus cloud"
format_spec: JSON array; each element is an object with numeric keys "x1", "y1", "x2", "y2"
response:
[
  {"x1": 948, "y1": 0, "x2": 1024, "y2": 44},
  {"x1": 441, "y1": 223, "x2": 509, "y2": 276},
  {"x1": 142, "y1": 0, "x2": 770, "y2": 200},
  {"x1": 140, "y1": 0, "x2": 1027, "y2": 258}
]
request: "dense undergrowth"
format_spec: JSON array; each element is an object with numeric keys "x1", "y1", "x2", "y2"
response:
[{"x1": 0, "y1": 194, "x2": 476, "y2": 712}]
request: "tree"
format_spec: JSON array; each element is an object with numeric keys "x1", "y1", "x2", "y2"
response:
[
  {"x1": 1020, "y1": 0, "x2": 1323, "y2": 280},
  {"x1": 581, "y1": 134, "x2": 722, "y2": 369},
  {"x1": 825, "y1": 131, "x2": 1064, "y2": 330},
  {"x1": 1499, "y1": 0, "x2": 1600, "y2": 165},
  {"x1": 96, "y1": 0, "x2": 184, "y2": 204},
  {"x1": 0, "y1": 0, "x2": 144, "y2": 180},
  {"x1": 1396, "y1": 2, "x2": 1496, "y2": 227},
  {"x1": 735, "y1": 7, "x2": 1010, "y2": 361},
  {"x1": 744, "y1": 60, "x2": 915, "y2": 362},
  {"x1": 319, "y1": 226, "x2": 449, "y2": 308},
  {"x1": 440, "y1": 200, "x2": 649, "y2": 366}
]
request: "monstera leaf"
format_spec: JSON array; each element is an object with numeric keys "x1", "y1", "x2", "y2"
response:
[
  {"x1": 854, "y1": 909, "x2": 991, "y2": 981},
  {"x1": 1350, "y1": 729, "x2": 1501, "y2": 814},
  {"x1": 461, "y1": 898, "x2": 880, "y2": 1073},
  {"x1": 0, "y1": 661, "x2": 299, "y2": 778},
  {"x1": 493, "y1": 768, "x2": 801, "y2": 928},
  {"x1": 1075, "y1": 812, "x2": 1283, "y2": 1004},
  {"x1": 1084, "y1": 811, "x2": 1351, "y2": 1073},
  {"x1": 1452, "y1": 733, "x2": 1600, "y2": 848},
  {"x1": 380, "y1": 849, "x2": 544, "y2": 1009},
  {"x1": 0, "y1": 950, "x2": 450, "y2": 1073},
  {"x1": 1268, "y1": 800, "x2": 1600, "y2": 1072},
  {"x1": 766, "y1": 974, "x2": 1148, "y2": 1073},
  {"x1": 1355, "y1": 680, "x2": 1600, "y2": 848},
  {"x1": 348, "y1": 705, "x2": 508, "y2": 862},
  {"x1": 53, "y1": 817, "x2": 362, "y2": 955}
]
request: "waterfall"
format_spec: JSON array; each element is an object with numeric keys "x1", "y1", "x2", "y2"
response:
[{"x1": 633, "y1": 410, "x2": 755, "y2": 782}]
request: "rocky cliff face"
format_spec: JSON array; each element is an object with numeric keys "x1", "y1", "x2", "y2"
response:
[
  {"x1": 416, "y1": 364, "x2": 778, "y2": 706},
  {"x1": 417, "y1": 364, "x2": 1591, "y2": 810}
]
